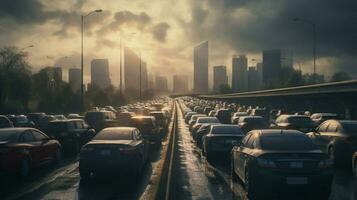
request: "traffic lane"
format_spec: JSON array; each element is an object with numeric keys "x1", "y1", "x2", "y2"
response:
[
  {"x1": 176, "y1": 107, "x2": 232, "y2": 200},
  {"x1": 0, "y1": 155, "x2": 78, "y2": 199},
  {"x1": 12, "y1": 144, "x2": 163, "y2": 200}
]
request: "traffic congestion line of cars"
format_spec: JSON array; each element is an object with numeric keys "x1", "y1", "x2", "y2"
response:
[
  {"x1": 179, "y1": 96, "x2": 357, "y2": 199},
  {"x1": 0, "y1": 97, "x2": 173, "y2": 179}
]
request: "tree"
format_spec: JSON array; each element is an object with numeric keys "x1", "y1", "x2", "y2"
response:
[
  {"x1": 0, "y1": 47, "x2": 32, "y2": 113},
  {"x1": 331, "y1": 71, "x2": 351, "y2": 82}
]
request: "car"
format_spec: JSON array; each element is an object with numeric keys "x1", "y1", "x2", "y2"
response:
[
  {"x1": 54, "y1": 115, "x2": 67, "y2": 120},
  {"x1": 0, "y1": 128, "x2": 61, "y2": 177},
  {"x1": 272, "y1": 114, "x2": 316, "y2": 133},
  {"x1": 191, "y1": 117, "x2": 220, "y2": 140},
  {"x1": 238, "y1": 116, "x2": 269, "y2": 133},
  {"x1": 8, "y1": 115, "x2": 35, "y2": 127},
  {"x1": 195, "y1": 123, "x2": 220, "y2": 148},
  {"x1": 37, "y1": 115, "x2": 57, "y2": 132},
  {"x1": 129, "y1": 116, "x2": 161, "y2": 145},
  {"x1": 310, "y1": 113, "x2": 339, "y2": 125},
  {"x1": 184, "y1": 112, "x2": 197, "y2": 124},
  {"x1": 215, "y1": 109, "x2": 232, "y2": 124},
  {"x1": 208, "y1": 110, "x2": 217, "y2": 117},
  {"x1": 353, "y1": 151, "x2": 357, "y2": 177},
  {"x1": 67, "y1": 114, "x2": 84, "y2": 119},
  {"x1": 149, "y1": 111, "x2": 168, "y2": 132},
  {"x1": 0, "y1": 115, "x2": 14, "y2": 128},
  {"x1": 203, "y1": 107, "x2": 213, "y2": 115},
  {"x1": 84, "y1": 111, "x2": 117, "y2": 132},
  {"x1": 307, "y1": 120, "x2": 357, "y2": 166},
  {"x1": 188, "y1": 114, "x2": 206, "y2": 131},
  {"x1": 251, "y1": 108, "x2": 269, "y2": 121},
  {"x1": 117, "y1": 112, "x2": 136, "y2": 127},
  {"x1": 79, "y1": 127, "x2": 149, "y2": 179},
  {"x1": 231, "y1": 112, "x2": 248, "y2": 124},
  {"x1": 202, "y1": 125, "x2": 244, "y2": 162},
  {"x1": 231, "y1": 129, "x2": 333, "y2": 199},
  {"x1": 27, "y1": 113, "x2": 46, "y2": 127},
  {"x1": 47, "y1": 119, "x2": 96, "y2": 153}
]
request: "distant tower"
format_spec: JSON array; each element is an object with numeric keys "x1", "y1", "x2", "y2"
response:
[
  {"x1": 232, "y1": 55, "x2": 248, "y2": 92},
  {"x1": 68, "y1": 68, "x2": 81, "y2": 92},
  {"x1": 213, "y1": 66, "x2": 228, "y2": 92},
  {"x1": 193, "y1": 41, "x2": 208, "y2": 93},
  {"x1": 90, "y1": 59, "x2": 111, "y2": 89}
]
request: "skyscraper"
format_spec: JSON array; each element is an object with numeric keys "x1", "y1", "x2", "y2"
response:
[
  {"x1": 53, "y1": 67, "x2": 62, "y2": 82},
  {"x1": 173, "y1": 75, "x2": 189, "y2": 93},
  {"x1": 248, "y1": 66, "x2": 260, "y2": 91},
  {"x1": 193, "y1": 41, "x2": 208, "y2": 93},
  {"x1": 68, "y1": 68, "x2": 81, "y2": 92},
  {"x1": 213, "y1": 66, "x2": 228, "y2": 92},
  {"x1": 232, "y1": 55, "x2": 248, "y2": 92},
  {"x1": 155, "y1": 75, "x2": 168, "y2": 92},
  {"x1": 124, "y1": 47, "x2": 147, "y2": 97},
  {"x1": 256, "y1": 62, "x2": 263, "y2": 89},
  {"x1": 262, "y1": 50, "x2": 282, "y2": 88},
  {"x1": 90, "y1": 59, "x2": 111, "y2": 90}
]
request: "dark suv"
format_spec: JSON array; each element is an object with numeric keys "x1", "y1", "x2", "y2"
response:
[
  {"x1": 47, "y1": 119, "x2": 96, "y2": 153},
  {"x1": 85, "y1": 111, "x2": 117, "y2": 132},
  {"x1": 129, "y1": 116, "x2": 161, "y2": 145}
]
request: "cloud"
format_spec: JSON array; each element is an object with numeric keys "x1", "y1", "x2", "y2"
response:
[{"x1": 150, "y1": 22, "x2": 170, "y2": 42}]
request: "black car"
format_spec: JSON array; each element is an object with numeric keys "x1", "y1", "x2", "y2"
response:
[
  {"x1": 8, "y1": 115, "x2": 35, "y2": 127},
  {"x1": 79, "y1": 127, "x2": 149, "y2": 179},
  {"x1": 307, "y1": 120, "x2": 357, "y2": 166},
  {"x1": 272, "y1": 114, "x2": 316, "y2": 133},
  {"x1": 149, "y1": 111, "x2": 168, "y2": 132},
  {"x1": 231, "y1": 129, "x2": 333, "y2": 199},
  {"x1": 238, "y1": 116, "x2": 268, "y2": 133},
  {"x1": 85, "y1": 111, "x2": 117, "y2": 132},
  {"x1": 0, "y1": 115, "x2": 14, "y2": 128},
  {"x1": 184, "y1": 112, "x2": 197, "y2": 124},
  {"x1": 310, "y1": 113, "x2": 339, "y2": 125},
  {"x1": 203, "y1": 125, "x2": 244, "y2": 162},
  {"x1": 117, "y1": 112, "x2": 136, "y2": 127},
  {"x1": 129, "y1": 116, "x2": 161, "y2": 145},
  {"x1": 27, "y1": 113, "x2": 46, "y2": 127},
  {"x1": 47, "y1": 119, "x2": 96, "y2": 153},
  {"x1": 215, "y1": 109, "x2": 232, "y2": 124}
]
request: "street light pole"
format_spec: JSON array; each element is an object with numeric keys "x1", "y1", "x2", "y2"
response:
[
  {"x1": 139, "y1": 52, "x2": 142, "y2": 102},
  {"x1": 293, "y1": 18, "x2": 317, "y2": 83},
  {"x1": 80, "y1": 9, "x2": 102, "y2": 111}
]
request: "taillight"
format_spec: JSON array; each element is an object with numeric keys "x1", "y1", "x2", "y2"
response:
[
  {"x1": 318, "y1": 159, "x2": 333, "y2": 169},
  {"x1": 257, "y1": 158, "x2": 277, "y2": 168}
]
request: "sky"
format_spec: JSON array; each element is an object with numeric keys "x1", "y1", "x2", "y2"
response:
[{"x1": 0, "y1": 0, "x2": 356, "y2": 88}]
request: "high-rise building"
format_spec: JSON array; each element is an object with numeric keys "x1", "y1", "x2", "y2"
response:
[
  {"x1": 193, "y1": 41, "x2": 208, "y2": 93},
  {"x1": 262, "y1": 50, "x2": 282, "y2": 88},
  {"x1": 232, "y1": 55, "x2": 248, "y2": 92},
  {"x1": 155, "y1": 75, "x2": 168, "y2": 92},
  {"x1": 248, "y1": 66, "x2": 260, "y2": 91},
  {"x1": 91, "y1": 59, "x2": 111, "y2": 90},
  {"x1": 256, "y1": 62, "x2": 263, "y2": 89},
  {"x1": 213, "y1": 65, "x2": 228, "y2": 92},
  {"x1": 53, "y1": 67, "x2": 62, "y2": 82},
  {"x1": 173, "y1": 75, "x2": 189, "y2": 94},
  {"x1": 124, "y1": 47, "x2": 147, "y2": 97},
  {"x1": 147, "y1": 74, "x2": 155, "y2": 90},
  {"x1": 68, "y1": 68, "x2": 81, "y2": 92}
]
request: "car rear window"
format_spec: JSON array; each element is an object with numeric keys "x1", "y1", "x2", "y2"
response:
[
  {"x1": 260, "y1": 135, "x2": 317, "y2": 151},
  {"x1": 0, "y1": 131, "x2": 20, "y2": 142},
  {"x1": 287, "y1": 116, "x2": 313, "y2": 124},
  {"x1": 342, "y1": 122, "x2": 357, "y2": 134},
  {"x1": 242, "y1": 117, "x2": 264, "y2": 123},
  {"x1": 94, "y1": 129, "x2": 133, "y2": 140},
  {"x1": 49, "y1": 122, "x2": 67, "y2": 132},
  {"x1": 211, "y1": 126, "x2": 243, "y2": 135},
  {"x1": 197, "y1": 117, "x2": 219, "y2": 123}
]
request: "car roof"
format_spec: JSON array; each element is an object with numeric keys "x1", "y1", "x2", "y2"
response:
[
  {"x1": 211, "y1": 124, "x2": 240, "y2": 128},
  {"x1": 132, "y1": 116, "x2": 155, "y2": 119},
  {"x1": 101, "y1": 127, "x2": 137, "y2": 132},
  {"x1": 50, "y1": 119, "x2": 83, "y2": 123}
]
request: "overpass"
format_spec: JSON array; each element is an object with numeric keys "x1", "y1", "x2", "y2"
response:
[{"x1": 171, "y1": 80, "x2": 357, "y2": 119}]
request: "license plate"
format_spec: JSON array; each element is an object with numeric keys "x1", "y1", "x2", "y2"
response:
[
  {"x1": 286, "y1": 177, "x2": 307, "y2": 185},
  {"x1": 100, "y1": 150, "x2": 111, "y2": 156},
  {"x1": 290, "y1": 162, "x2": 303, "y2": 168}
]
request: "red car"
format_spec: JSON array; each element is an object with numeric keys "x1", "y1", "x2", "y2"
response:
[{"x1": 0, "y1": 128, "x2": 61, "y2": 177}]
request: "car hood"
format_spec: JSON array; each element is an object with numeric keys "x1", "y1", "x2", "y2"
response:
[{"x1": 86, "y1": 140, "x2": 136, "y2": 146}]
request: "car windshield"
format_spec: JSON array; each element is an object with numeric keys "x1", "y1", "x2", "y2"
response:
[
  {"x1": 16, "y1": 116, "x2": 28, "y2": 123},
  {"x1": 94, "y1": 129, "x2": 133, "y2": 140},
  {"x1": 211, "y1": 126, "x2": 243, "y2": 135},
  {"x1": 260, "y1": 135, "x2": 318, "y2": 151}
]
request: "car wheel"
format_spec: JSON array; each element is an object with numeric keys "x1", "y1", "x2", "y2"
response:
[
  {"x1": 54, "y1": 148, "x2": 61, "y2": 164},
  {"x1": 20, "y1": 158, "x2": 30, "y2": 177}
]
